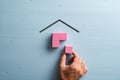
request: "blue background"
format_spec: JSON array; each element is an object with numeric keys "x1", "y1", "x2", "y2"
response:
[{"x1": 0, "y1": 0, "x2": 120, "y2": 80}]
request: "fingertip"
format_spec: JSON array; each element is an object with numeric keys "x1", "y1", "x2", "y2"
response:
[{"x1": 72, "y1": 50, "x2": 79, "y2": 57}]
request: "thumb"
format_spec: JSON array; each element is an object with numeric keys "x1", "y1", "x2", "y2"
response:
[{"x1": 60, "y1": 51, "x2": 66, "y2": 68}]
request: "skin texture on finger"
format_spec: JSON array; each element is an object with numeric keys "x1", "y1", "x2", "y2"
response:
[
  {"x1": 81, "y1": 61, "x2": 88, "y2": 74},
  {"x1": 60, "y1": 51, "x2": 67, "y2": 68},
  {"x1": 80, "y1": 61, "x2": 88, "y2": 76},
  {"x1": 71, "y1": 51, "x2": 80, "y2": 64},
  {"x1": 80, "y1": 61, "x2": 85, "y2": 76},
  {"x1": 72, "y1": 51, "x2": 79, "y2": 57}
]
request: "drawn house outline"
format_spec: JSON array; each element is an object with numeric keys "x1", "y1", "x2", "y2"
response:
[{"x1": 40, "y1": 19, "x2": 80, "y2": 33}]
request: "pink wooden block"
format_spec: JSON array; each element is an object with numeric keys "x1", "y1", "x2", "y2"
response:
[
  {"x1": 60, "y1": 33, "x2": 67, "y2": 40},
  {"x1": 65, "y1": 46, "x2": 73, "y2": 54},
  {"x1": 52, "y1": 33, "x2": 67, "y2": 41},
  {"x1": 52, "y1": 33, "x2": 60, "y2": 41},
  {"x1": 52, "y1": 41, "x2": 60, "y2": 48},
  {"x1": 52, "y1": 33, "x2": 67, "y2": 48}
]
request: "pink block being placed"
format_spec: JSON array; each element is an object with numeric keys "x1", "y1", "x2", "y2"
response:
[
  {"x1": 65, "y1": 46, "x2": 73, "y2": 54},
  {"x1": 52, "y1": 41, "x2": 60, "y2": 48}
]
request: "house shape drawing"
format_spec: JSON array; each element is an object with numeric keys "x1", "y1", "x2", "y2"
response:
[{"x1": 40, "y1": 19, "x2": 80, "y2": 33}]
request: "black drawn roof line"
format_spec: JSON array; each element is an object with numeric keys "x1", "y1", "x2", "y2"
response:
[{"x1": 40, "y1": 19, "x2": 80, "y2": 33}]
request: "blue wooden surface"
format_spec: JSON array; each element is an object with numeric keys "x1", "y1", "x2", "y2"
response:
[{"x1": 0, "y1": 0, "x2": 120, "y2": 80}]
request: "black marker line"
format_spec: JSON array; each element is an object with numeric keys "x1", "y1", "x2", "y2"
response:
[
  {"x1": 40, "y1": 20, "x2": 59, "y2": 33},
  {"x1": 59, "y1": 19, "x2": 80, "y2": 33},
  {"x1": 40, "y1": 19, "x2": 80, "y2": 33}
]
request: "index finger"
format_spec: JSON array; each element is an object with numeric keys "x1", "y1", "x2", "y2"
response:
[{"x1": 72, "y1": 51, "x2": 79, "y2": 58}]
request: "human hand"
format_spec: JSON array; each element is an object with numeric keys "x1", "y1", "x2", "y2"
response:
[{"x1": 59, "y1": 51, "x2": 88, "y2": 80}]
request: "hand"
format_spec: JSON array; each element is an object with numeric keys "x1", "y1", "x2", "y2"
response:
[{"x1": 59, "y1": 51, "x2": 88, "y2": 80}]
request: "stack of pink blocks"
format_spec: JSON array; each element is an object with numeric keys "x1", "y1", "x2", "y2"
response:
[
  {"x1": 52, "y1": 33, "x2": 72, "y2": 54},
  {"x1": 52, "y1": 33, "x2": 67, "y2": 48}
]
